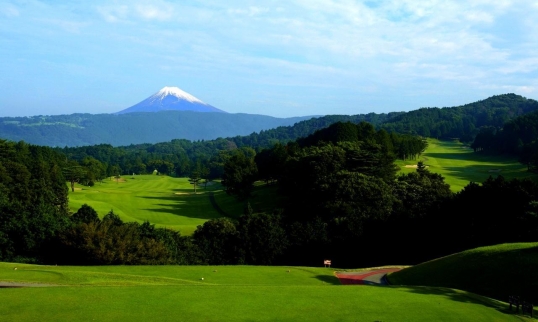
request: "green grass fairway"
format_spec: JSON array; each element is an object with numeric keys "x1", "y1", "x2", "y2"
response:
[
  {"x1": 69, "y1": 176, "x2": 282, "y2": 235},
  {"x1": 396, "y1": 139, "x2": 537, "y2": 191},
  {"x1": 68, "y1": 175, "x2": 236, "y2": 235},
  {"x1": 389, "y1": 242, "x2": 538, "y2": 309},
  {"x1": 0, "y1": 262, "x2": 531, "y2": 321}
]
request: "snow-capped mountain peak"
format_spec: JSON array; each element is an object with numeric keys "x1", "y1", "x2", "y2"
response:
[
  {"x1": 151, "y1": 86, "x2": 206, "y2": 104},
  {"x1": 115, "y1": 86, "x2": 226, "y2": 114}
]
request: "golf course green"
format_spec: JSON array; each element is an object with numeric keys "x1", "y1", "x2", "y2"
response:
[
  {"x1": 396, "y1": 139, "x2": 537, "y2": 191},
  {"x1": 0, "y1": 261, "x2": 532, "y2": 321},
  {"x1": 68, "y1": 176, "x2": 234, "y2": 235}
]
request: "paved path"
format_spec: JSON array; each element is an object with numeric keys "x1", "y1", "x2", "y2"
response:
[
  {"x1": 335, "y1": 268, "x2": 401, "y2": 285},
  {"x1": 208, "y1": 192, "x2": 230, "y2": 217},
  {"x1": 0, "y1": 281, "x2": 56, "y2": 288}
]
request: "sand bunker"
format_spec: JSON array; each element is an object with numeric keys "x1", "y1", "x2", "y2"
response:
[
  {"x1": 174, "y1": 191, "x2": 207, "y2": 195},
  {"x1": 404, "y1": 164, "x2": 429, "y2": 169}
]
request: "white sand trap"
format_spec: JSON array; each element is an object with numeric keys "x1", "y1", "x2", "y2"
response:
[
  {"x1": 174, "y1": 191, "x2": 207, "y2": 195},
  {"x1": 404, "y1": 164, "x2": 429, "y2": 169}
]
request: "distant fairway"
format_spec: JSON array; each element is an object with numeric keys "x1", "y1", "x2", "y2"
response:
[
  {"x1": 68, "y1": 175, "x2": 238, "y2": 235},
  {"x1": 0, "y1": 262, "x2": 531, "y2": 321},
  {"x1": 68, "y1": 175, "x2": 281, "y2": 235},
  {"x1": 396, "y1": 139, "x2": 538, "y2": 191}
]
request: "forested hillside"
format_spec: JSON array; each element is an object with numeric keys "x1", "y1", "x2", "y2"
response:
[
  {"x1": 2, "y1": 94, "x2": 536, "y2": 149},
  {"x1": 471, "y1": 110, "x2": 538, "y2": 172},
  {"x1": 0, "y1": 111, "x2": 313, "y2": 147},
  {"x1": 380, "y1": 93, "x2": 538, "y2": 141}
]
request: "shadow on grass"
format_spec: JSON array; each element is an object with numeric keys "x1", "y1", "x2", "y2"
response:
[
  {"x1": 313, "y1": 275, "x2": 341, "y2": 285},
  {"x1": 441, "y1": 164, "x2": 536, "y2": 185},
  {"x1": 425, "y1": 152, "x2": 523, "y2": 163},
  {"x1": 394, "y1": 286, "x2": 536, "y2": 318},
  {"x1": 424, "y1": 152, "x2": 477, "y2": 161},
  {"x1": 137, "y1": 195, "x2": 222, "y2": 220}
]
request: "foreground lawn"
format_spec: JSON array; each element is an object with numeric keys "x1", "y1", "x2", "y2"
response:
[
  {"x1": 68, "y1": 175, "x2": 231, "y2": 235},
  {"x1": 396, "y1": 139, "x2": 537, "y2": 191},
  {"x1": 0, "y1": 263, "x2": 530, "y2": 321}
]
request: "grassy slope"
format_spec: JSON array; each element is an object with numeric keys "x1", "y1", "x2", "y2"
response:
[
  {"x1": 0, "y1": 262, "x2": 530, "y2": 322},
  {"x1": 388, "y1": 242, "x2": 538, "y2": 308},
  {"x1": 395, "y1": 139, "x2": 537, "y2": 192},
  {"x1": 68, "y1": 176, "x2": 234, "y2": 235}
]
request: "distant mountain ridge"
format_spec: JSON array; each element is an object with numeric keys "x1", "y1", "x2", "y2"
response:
[
  {"x1": 0, "y1": 93, "x2": 536, "y2": 148},
  {"x1": 0, "y1": 111, "x2": 313, "y2": 147},
  {"x1": 116, "y1": 87, "x2": 226, "y2": 114}
]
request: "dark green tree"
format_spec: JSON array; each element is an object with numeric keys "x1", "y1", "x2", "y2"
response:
[
  {"x1": 221, "y1": 148, "x2": 258, "y2": 200},
  {"x1": 193, "y1": 218, "x2": 238, "y2": 264},
  {"x1": 63, "y1": 163, "x2": 85, "y2": 192},
  {"x1": 188, "y1": 166, "x2": 202, "y2": 193},
  {"x1": 71, "y1": 204, "x2": 100, "y2": 224}
]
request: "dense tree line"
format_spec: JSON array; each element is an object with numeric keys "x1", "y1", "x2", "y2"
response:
[
  {"x1": 471, "y1": 110, "x2": 538, "y2": 172},
  {"x1": 0, "y1": 140, "x2": 70, "y2": 262},
  {"x1": 381, "y1": 93, "x2": 538, "y2": 141}
]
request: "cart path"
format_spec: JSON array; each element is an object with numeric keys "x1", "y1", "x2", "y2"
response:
[
  {"x1": 335, "y1": 268, "x2": 402, "y2": 285},
  {"x1": 0, "y1": 281, "x2": 58, "y2": 288},
  {"x1": 208, "y1": 192, "x2": 230, "y2": 217}
]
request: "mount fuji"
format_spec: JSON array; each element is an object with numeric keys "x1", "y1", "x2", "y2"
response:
[{"x1": 115, "y1": 87, "x2": 226, "y2": 114}]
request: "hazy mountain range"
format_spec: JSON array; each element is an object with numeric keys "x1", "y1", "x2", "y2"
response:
[
  {"x1": 1, "y1": 88, "x2": 537, "y2": 148},
  {"x1": 0, "y1": 87, "x2": 313, "y2": 146}
]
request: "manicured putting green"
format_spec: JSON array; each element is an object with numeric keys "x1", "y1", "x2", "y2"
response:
[
  {"x1": 396, "y1": 139, "x2": 537, "y2": 191},
  {"x1": 68, "y1": 175, "x2": 235, "y2": 235},
  {"x1": 0, "y1": 262, "x2": 530, "y2": 321}
]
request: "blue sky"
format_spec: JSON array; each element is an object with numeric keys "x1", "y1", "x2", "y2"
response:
[{"x1": 1, "y1": 0, "x2": 538, "y2": 117}]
